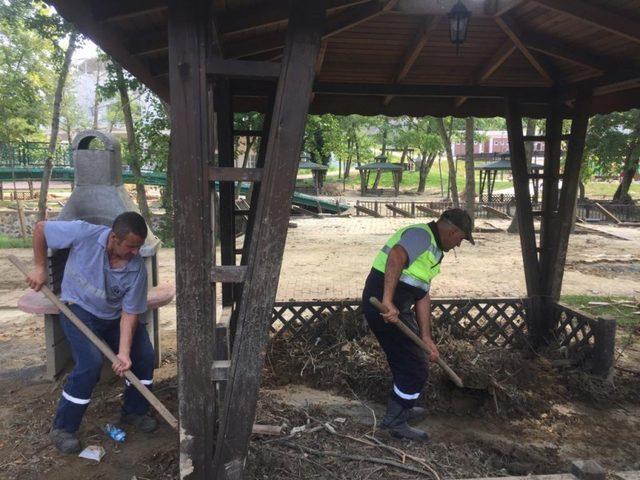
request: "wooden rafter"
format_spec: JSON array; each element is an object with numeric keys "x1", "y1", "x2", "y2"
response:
[
  {"x1": 494, "y1": 0, "x2": 528, "y2": 16},
  {"x1": 383, "y1": 15, "x2": 439, "y2": 106},
  {"x1": 455, "y1": 42, "x2": 516, "y2": 108},
  {"x1": 48, "y1": 0, "x2": 169, "y2": 101},
  {"x1": 224, "y1": 0, "x2": 397, "y2": 59},
  {"x1": 495, "y1": 15, "x2": 553, "y2": 84},
  {"x1": 532, "y1": 0, "x2": 640, "y2": 45},
  {"x1": 92, "y1": 0, "x2": 167, "y2": 23},
  {"x1": 522, "y1": 30, "x2": 616, "y2": 73},
  {"x1": 218, "y1": 0, "x2": 369, "y2": 36}
]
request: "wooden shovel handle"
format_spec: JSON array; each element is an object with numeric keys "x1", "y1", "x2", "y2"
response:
[
  {"x1": 8, "y1": 255, "x2": 179, "y2": 431},
  {"x1": 369, "y1": 297, "x2": 464, "y2": 388}
]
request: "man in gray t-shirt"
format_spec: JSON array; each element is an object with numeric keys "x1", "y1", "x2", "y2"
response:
[{"x1": 27, "y1": 212, "x2": 157, "y2": 454}]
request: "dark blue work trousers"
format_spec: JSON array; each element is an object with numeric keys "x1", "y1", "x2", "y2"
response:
[
  {"x1": 53, "y1": 304, "x2": 155, "y2": 433},
  {"x1": 362, "y1": 269, "x2": 428, "y2": 409}
]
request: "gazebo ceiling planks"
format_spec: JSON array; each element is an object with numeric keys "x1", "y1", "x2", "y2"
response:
[{"x1": 49, "y1": 0, "x2": 640, "y2": 118}]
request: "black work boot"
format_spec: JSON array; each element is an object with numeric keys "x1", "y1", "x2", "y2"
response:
[
  {"x1": 381, "y1": 397, "x2": 430, "y2": 442},
  {"x1": 49, "y1": 428, "x2": 81, "y2": 454},
  {"x1": 121, "y1": 413, "x2": 158, "y2": 433},
  {"x1": 407, "y1": 405, "x2": 427, "y2": 422}
]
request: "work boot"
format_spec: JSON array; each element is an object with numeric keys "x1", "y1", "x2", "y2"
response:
[
  {"x1": 407, "y1": 405, "x2": 427, "y2": 422},
  {"x1": 381, "y1": 397, "x2": 430, "y2": 442},
  {"x1": 49, "y1": 428, "x2": 81, "y2": 454},
  {"x1": 121, "y1": 413, "x2": 158, "y2": 433}
]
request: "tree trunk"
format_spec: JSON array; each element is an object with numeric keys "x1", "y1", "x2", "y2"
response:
[
  {"x1": 159, "y1": 102, "x2": 173, "y2": 242},
  {"x1": 115, "y1": 64, "x2": 152, "y2": 222},
  {"x1": 38, "y1": 31, "x2": 78, "y2": 221},
  {"x1": 400, "y1": 146, "x2": 409, "y2": 165},
  {"x1": 465, "y1": 117, "x2": 475, "y2": 227},
  {"x1": 578, "y1": 181, "x2": 585, "y2": 200},
  {"x1": 93, "y1": 60, "x2": 101, "y2": 129},
  {"x1": 417, "y1": 152, "x2": 436, "y2": 194},
  {"x1": 613, "y1": 133, "x2": 640, "y2": 204},
  {"x1": 436, "y1": 117, "x2": 459, "y2": 206}
]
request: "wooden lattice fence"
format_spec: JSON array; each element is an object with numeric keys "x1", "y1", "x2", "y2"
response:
[
  {"x1": 551, "y1": 302, "x2": 596, "y2": 354},
  {"x1": 271, "y1": 298, "x2": 529, "y2": 348}
]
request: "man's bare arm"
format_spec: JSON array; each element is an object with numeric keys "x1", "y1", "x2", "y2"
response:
[
  {"x1": 27, "y1": 221, "x2": 49, "y2": 291},
  {"x1": 112, "y1": 312, "x2": 138, "y2": 376}
]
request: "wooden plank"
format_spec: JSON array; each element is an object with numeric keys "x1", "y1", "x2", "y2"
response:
[
  {"x1": 505, "y1": 98, "x2": 542, "y2": 298},
  {"x1": 415, "y1": 204, "x2": 441, "y2": 216},
  {"x1": 218, "y1": 0, "x2": 368, "y2": 35},
  {"x1": 546, "y1": 95, "x2": 592, "y2": 300},
  {"x1": 483, "y1": 204, "x2": 511, "y2": 219},
  {"x1": 168, "y1": 0, "x2": 217, "y2": 476},
  {"x1": 575, "y1": 223, "x2": 631, "y2": 241},
  {"x1": 291, "y1": 204, "x2": 322, "y2": 218},
  {"x1": 206, "y1": 58, "x2": 281, "y2": 79},
  {"x1": 224, "y1": 0, "x2": 395, "y2": 58},
  {"x1": 594, "y1": 202, "x2": 622, "y2": 224},
  {"x1": 385, "y1": 203, "x2": 415, "y2": 218},
  {"x1": 208, "y1": 166, "x2": 263, "y2": 182},
  {"x1": 213, "y1": 2, "x2": 325, "y2": 477},
  {"x1": 354, "y1": 204, "x2": 383, "y2": 217},
  {"x1": 93, "y1": 0, "x2": 166, "y2": 23},
  {"x1": 383, "y1": 15, "x2": 439, "y2": 105},
  {"x1": 495, "y1": 15, "x2": 553, "y2": 84},
  {"x1": 211, "y1": 266, "x2": 248, "y2": 283},
  {"x1": 532, "y1": 0, "x2": 640, "y2": 45}
]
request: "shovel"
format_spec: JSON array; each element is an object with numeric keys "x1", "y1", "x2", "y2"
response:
[{"x1": 369, "y1": 297, "x2": 464, "y2": 388}]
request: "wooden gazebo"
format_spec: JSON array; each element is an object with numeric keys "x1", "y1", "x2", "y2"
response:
[
  {"x1": 45, "y1": 0, "x2": 640, "y2": 478},
  {"x1": 297, "y1": 157, "x2": 328, "y2": 195},
  {"x1": 478, "y1": 156, "x2": 544, "y2": 201},
  {"x1": 355, "y1": 161, "x2": 404, "y2": 196}
]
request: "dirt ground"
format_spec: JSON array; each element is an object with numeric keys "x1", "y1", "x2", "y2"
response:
[{"x1": 1, "y1": 215, "x2": 639, "y2": 478}]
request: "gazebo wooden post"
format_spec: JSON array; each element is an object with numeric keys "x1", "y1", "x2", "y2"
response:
[
  {"x1": 168, "y1": 0, "x2": 217, "y2": 477},
  {"x1": 540, "y1": 94, "x2": 592, "y2": 324},
  {"x1": 212, "y1": 2, "x2": 325, "y2": 477},
  {"x1": 505, "y1": 98, "x2": 543, "y2": 339}
]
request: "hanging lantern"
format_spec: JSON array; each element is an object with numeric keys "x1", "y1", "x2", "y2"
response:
[{"x1": 448, "y1": 1, "x2": 471, "y2": 55}]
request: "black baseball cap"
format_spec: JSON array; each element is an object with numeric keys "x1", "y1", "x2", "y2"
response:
[{"x1": 440, "y1": 208, "x2": 475, "y2": 245}]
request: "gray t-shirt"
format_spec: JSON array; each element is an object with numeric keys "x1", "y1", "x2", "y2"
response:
[
  {"x1": 397, "y1": 227, "x2": 438, "y2": 266},
  {"x1": 45, "y1": 220, "x2": 148, "y2": 320}
]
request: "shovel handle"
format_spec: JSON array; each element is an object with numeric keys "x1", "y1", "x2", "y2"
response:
[
  {"x1": 369, "y1": 297, "x2": 464, "y2": 388},
  {"x1": 8, "y1": 255, "x2": 179, "y2": 431}
]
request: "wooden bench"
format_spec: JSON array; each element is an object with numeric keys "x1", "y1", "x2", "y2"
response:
[{"x1": 17, "y1": 283, "x2": 175, "y2": 379}]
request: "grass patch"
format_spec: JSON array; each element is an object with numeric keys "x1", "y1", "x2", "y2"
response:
[
  {"x1": 561, "y1": 294, "x2": 640, "y2": 329},
  {"x1": 0, "y1": 235, "x2": 32, "y2": 248}
]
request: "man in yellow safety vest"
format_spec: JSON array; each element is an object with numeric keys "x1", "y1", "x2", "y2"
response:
[{"x1": 361, "y1": 208, "x2": 474, "y2": 441}]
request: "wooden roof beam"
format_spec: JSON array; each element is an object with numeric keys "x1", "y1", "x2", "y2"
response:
[
  {"x1": 494, "y1": 0, "x2": 528, "y2": 17},
  {"x1": 219, "y1": 0, "x2": 369, "y2": 36},
  {"x1": 532, "y1": 0, "x2": 640, "y2": 45},
  {"x1": 455, "y1": 42, "x2": 516, "y2": 108},
  {"x1": 47, "y1": 0, "x2": 169, "y2": 101},
  {"x1": 383, "y1": 15, "x2": 440, "y2": 106},
  {"x1": 225, "y1": 0, "x2": 398, "y2": 59},
  {"x1": 522, "y1": 30, "x2": 617, "y2": 73},
  {"x1": 129, "y1": 29, "x2": 168, "y2": 57},
  {"x1": 495, "y1": 15, "x2": 553, "y2": 84},
  {"x1": 92, "y1": 0, "x2": 167, "y2": 23}
]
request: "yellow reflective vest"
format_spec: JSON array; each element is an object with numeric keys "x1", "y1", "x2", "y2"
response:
[{"x1": 372, "y1": 223, "x2": 443, "y2": 292}]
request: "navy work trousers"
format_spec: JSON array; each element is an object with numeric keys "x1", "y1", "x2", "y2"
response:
[
  {"x1": 53, "y1": 304, "x2": 155, "y2": 433},
  {"x1": 362, "y1": 270, "x2": 428, "y2": 408}
]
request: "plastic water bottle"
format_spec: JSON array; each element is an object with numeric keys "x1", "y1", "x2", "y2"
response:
[{"x1": 104, "y1": 423, "x2": 126, "y2": 442}]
